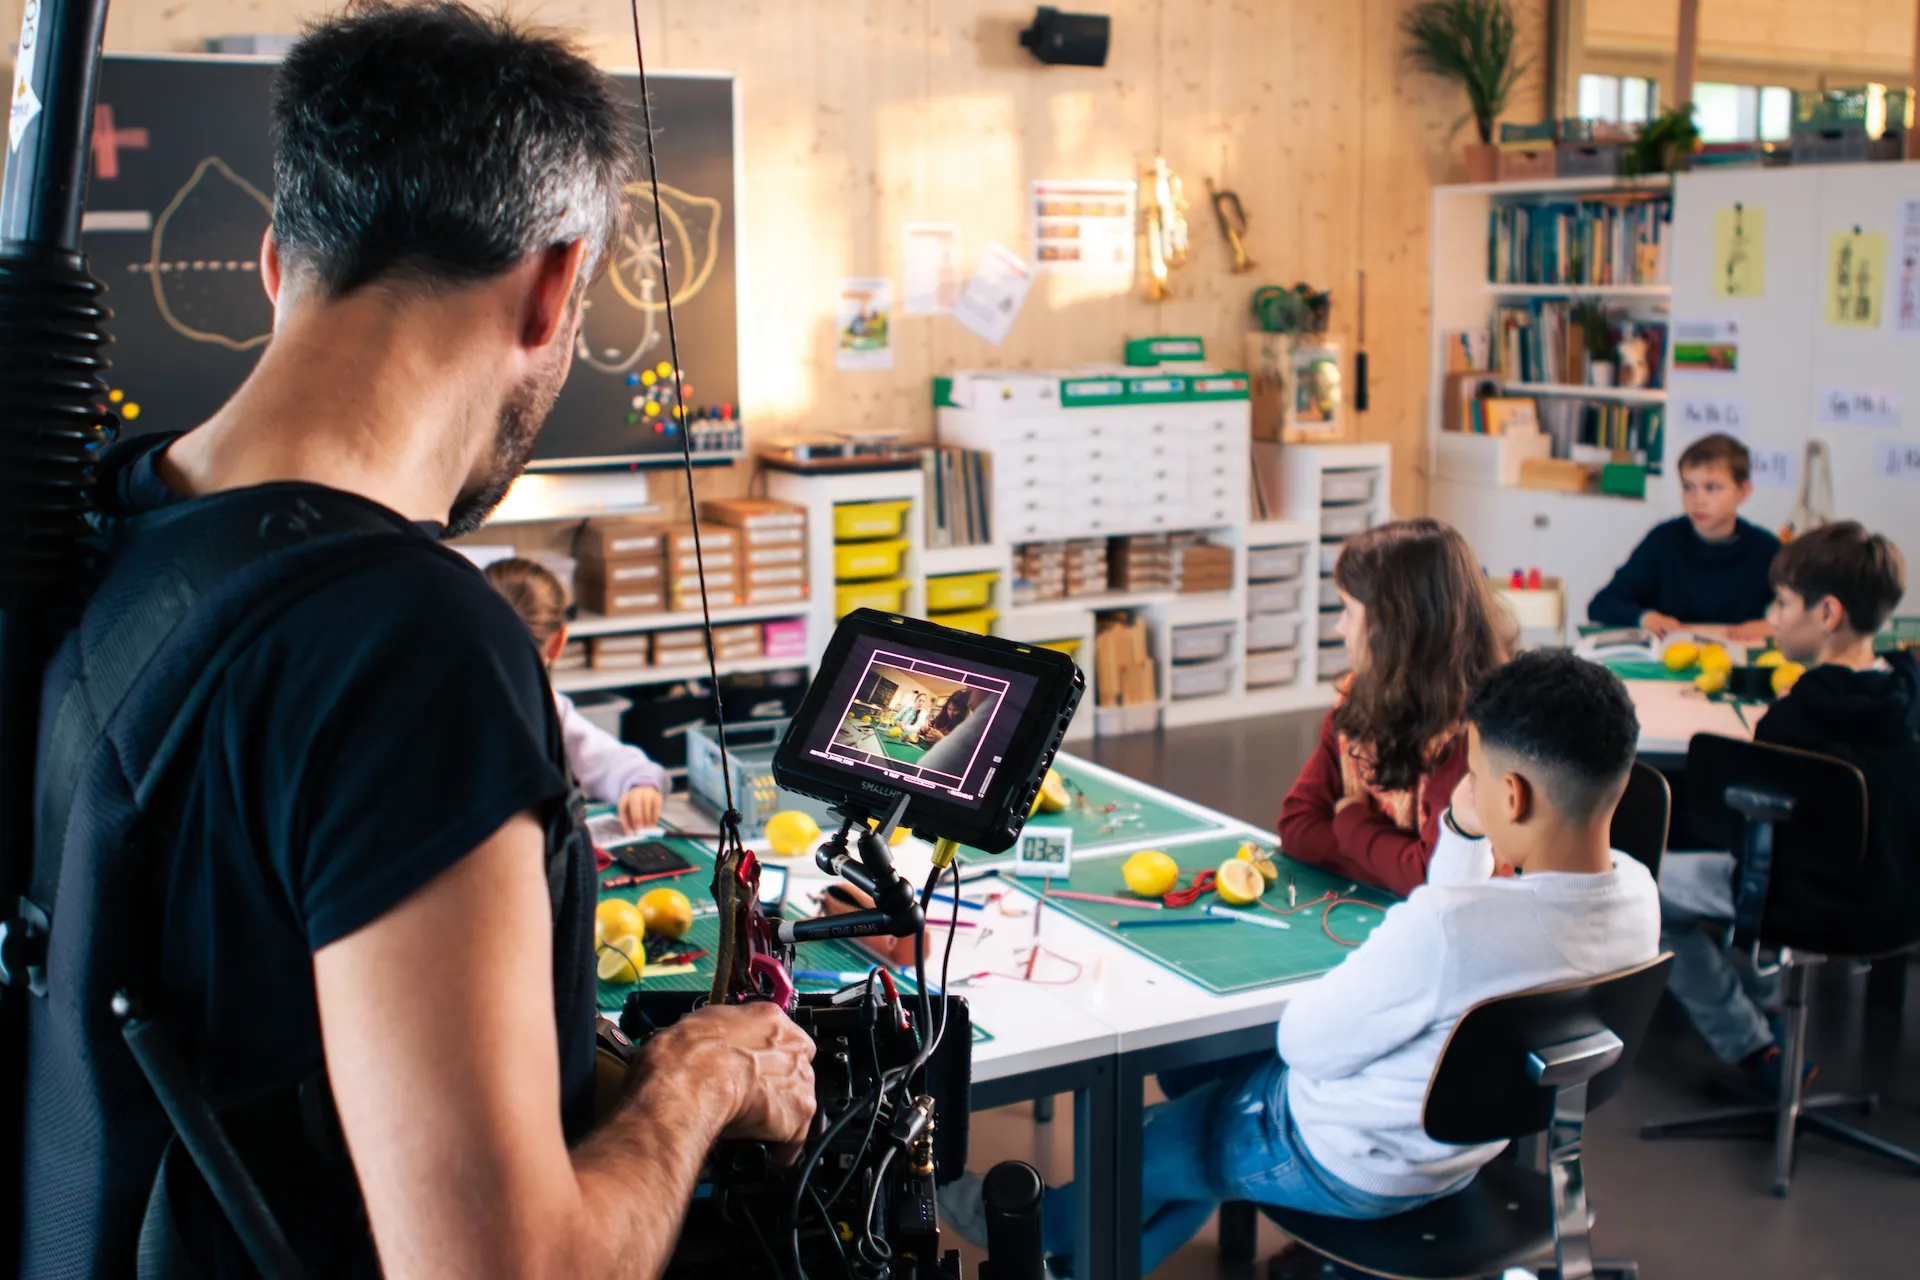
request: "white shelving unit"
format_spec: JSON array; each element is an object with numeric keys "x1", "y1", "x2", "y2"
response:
[
  {"x1": 1428, "y1": 176, "x2": 1674, "y2": 638},
  {"x1": 765, "y1": 465, "x2": 929, "y2": 671},
  {"x1": 566, "y1": 600, "x2": 811, "y2": 639},
  {"x1": 553, "y1": 653, "x2": 800, "y2": 696}
]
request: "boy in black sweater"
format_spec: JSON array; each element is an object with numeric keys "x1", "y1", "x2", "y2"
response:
[
  {"x1": 1588, "y1": 433, "x2": 1780, "y2": 641},
  {"x1": 1660, "y1": 522, "x2": 1917, "y2": 1085}
]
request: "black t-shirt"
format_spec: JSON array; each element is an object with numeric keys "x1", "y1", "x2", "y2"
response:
[{"x1": 121, "y1": 451, "x2": 571, "y2": 1270}]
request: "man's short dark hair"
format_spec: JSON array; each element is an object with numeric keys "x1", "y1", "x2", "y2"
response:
[
  {"x1": 1468, "y1": 652, "x2": 1639, "y2": 824},
  {"x1": 1678, "y1": 433, "x2": 1751, "y2": 485},
  {"x1": 271, "y1": 1, "x2": 632, "y2": 297},
  {"x1": 1770, "y1": 521, "x2": 1907, "y2": 635}
]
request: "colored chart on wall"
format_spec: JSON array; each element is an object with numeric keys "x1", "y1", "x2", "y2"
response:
[{"x1": 81, "y1": 55, "x2": 737, "y2": 468}]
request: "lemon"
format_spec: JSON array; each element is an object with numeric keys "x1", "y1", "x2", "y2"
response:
[
  {"x1": 1694, "y1": 668, "x2": 1729, "y2": 695},
  {"x1": 638, "y1": 888, "x2": 694, "y2": 940},
  {"x1": 595, "y1": 897, "x2": 646, "y2": 945},
  {"x1": 1663, "y1": 641, "x2": 1701, "y2": 671},
  {"x1": 1754, "y1": 650, "x2": 1786, "y2": 669},
  {"x1": 1698, "y1": 644, "x2": 1733, "y2": 675},
  {"x1": 1121, "y1": 850, "x2": 1180, "y2": 899},
  {"x1": 1035, "y1": 769, "x2": 1071, "y2": 814},
  {"x1": 1772, "y1": 662, "x2": 1806, "y2": 696},
  {"x1": 597, "y1": 935, "x2": 645, "y2": 984},
  {"x1": 1237, "y1": 841, "x2": 1280, "y2": 882},
  {"x1": 1215, "y1": 858, "x2": 1266, "y2": 906},
  {"x1": 765, "y1": 810, "x2": 821, "y2": 856},
  {"x1": 866, "y1": 818, "x2": 910, "y2": 847}
]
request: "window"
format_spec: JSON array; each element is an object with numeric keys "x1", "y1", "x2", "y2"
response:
[
  {"x1": 1759, "y1": 87, "x2": 1794, "y2": 142},
  {"x1": 1576, "y1": 74, "x2": 1659, "y2": 126},
  {"x1": 1692, "y1": 81, "x2": 1796, "y2": 143}
]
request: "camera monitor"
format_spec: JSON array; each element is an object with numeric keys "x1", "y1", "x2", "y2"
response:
[{"x1": 773, "y1": 610, "x2": 1084, "y2": 853}]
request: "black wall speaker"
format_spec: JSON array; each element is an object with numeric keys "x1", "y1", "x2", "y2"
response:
[{"x1": 1018, "y1": 7, "x2": 1111, "y2": 68}]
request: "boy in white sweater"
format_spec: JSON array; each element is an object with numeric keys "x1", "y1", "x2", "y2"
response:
[{"x1": 945, "y1": 651, "x2": 1661, "y2": 1275}]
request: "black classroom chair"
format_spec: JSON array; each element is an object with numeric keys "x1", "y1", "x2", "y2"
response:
[
  {"x1": 1608, "y1": 761, "x2": 1671, "y2": 880},
  {"x1": 1639, "y1": 735, "x2": 1920, "y2": 1195},
  {"x1": 1244, "y1": 956, "x2": 1672, "y2": 1280}
]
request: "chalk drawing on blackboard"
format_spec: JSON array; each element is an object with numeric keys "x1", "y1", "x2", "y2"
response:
[
  {"x1": 609, "y1": 179, "x2": 723, "y2": 313},
  {"x1": 147, "y1": 156, "x2": 274, "y2": 351}
]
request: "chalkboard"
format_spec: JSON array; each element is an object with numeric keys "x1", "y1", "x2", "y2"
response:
[{"x1": 82, "y1": 54, "x2": 739, "y2": 468}]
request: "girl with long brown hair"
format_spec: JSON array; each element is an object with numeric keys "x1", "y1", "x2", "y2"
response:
[{"x1": 1279, "y1": 519, "x2": 1512, "y2": 894}]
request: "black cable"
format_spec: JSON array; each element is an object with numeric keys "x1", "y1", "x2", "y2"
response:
[
  {"x1": 788, "y1": 1073, "x2": 891, "y2": 1280},
  {"x1": 855, "y1": 1147, "x2": 899, "y2": 1265},
  {"x1": 925, "y1": 859, "x2": 962, "y2": 1063},
  {"x1": 806, "y1": 1185, "x2": 857, "y2": 1280}
]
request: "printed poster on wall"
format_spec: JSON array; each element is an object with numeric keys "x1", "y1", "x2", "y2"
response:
[
  {"x1": 901, "y1": 222, "x2": 962, "y2": 316},
  {"x1": 1826, "y1": 228, "x2": 1886, "y2": 328},
  {"x1": 1670, "y1": 318, "x2": 1740, "y2": 375},
  {"x1": 1030, "y1": 179, "x2": 1135, "y2": 273},
  {"x1": 1897, "y1": 199, "x2": 1920, "y2": 334},
  {"x1": 1673, "y1": 396, "x2": 1746, "y2": 436},
  {"x1": 1713, "y1": 205, "x2": 1765, "y2": 298},
  {"x1": 834, "y1": 277, "x2": 893, "y2": 372},
  {"x1": 952, "y1": 242, "x2": 1034, "y2": 345}
]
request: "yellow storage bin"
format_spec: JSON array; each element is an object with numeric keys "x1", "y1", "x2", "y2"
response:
[
  {"x1": 925, "y1": 570, "x2": 998, "y2": 612},
  {"x1": 1036, "y1": 637, "x2": 1084, "y2": 660},
  {"x1": 833, "y1": 537, "x2": 910, "y2": 582},
  {"x1": 835, "y1": 578, "x2": 910, "y2": 617},
  {"x1": 833, "y1": 499, "x2": 913, "y2": 541},
  {"x1": 928, "y1": 608, "x2": 998, "y2": 636}
]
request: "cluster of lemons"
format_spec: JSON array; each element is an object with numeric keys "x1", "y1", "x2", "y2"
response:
[
  {"x1": 1120, "y1": 842, "x2": 1275, "y2": 908},
  {"x1": 1663, "y1": 640, "x2": 1803, "y2": 698},
  {"x1": 594, "y1": 888, "x2": 694, "y2": 985}
]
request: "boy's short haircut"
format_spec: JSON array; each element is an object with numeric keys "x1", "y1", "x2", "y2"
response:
[
  {"x1": 1468, "y1": 652, "x2": 1639, "y2": 824},
  {"x1": 1677, "y1": 433, "x2": 1751, "y2": 485},
  {"x1": 1769, "y1": 521, "x2": 1907, "y2": 635}
]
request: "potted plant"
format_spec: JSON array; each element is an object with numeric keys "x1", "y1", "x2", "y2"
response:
[
  {"x1": 1574, "y1": 299, "x2": 1619, "y2": 386},
  {"x1": 1401, "y1": 0, "x2": 1528, "y2": 183},
  {"x1": 1621, "y1": 105, "x2": 1701, "y2": 177}
]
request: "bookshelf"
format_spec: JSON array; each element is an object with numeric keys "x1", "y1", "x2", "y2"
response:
[{"x1": 1427, "y1": 176, "x2": 1676, "y2": 639}]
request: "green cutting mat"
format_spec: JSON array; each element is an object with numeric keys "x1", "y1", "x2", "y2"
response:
[
  {"x1": 1601, "y1": 659, "x2": 1692, "y2": 682},
  {"x1": 1014, "y1": 834, "x2": 1398, "y2": 995},
  {"x1": 877, "y1": 737, "x2": 932, "y2": 764},
  {"x1": 593, "y1": 843, "x2": 992, "y2": 1043},
  {"x1": 959, "y1": 758, "x2": 1225, "y2": 863}
]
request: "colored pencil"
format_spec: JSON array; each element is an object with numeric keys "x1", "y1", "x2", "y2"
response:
[
  {"x1": 1111, "y1": 916, "x2": 1234, "y2": 930},
  {"x1": 929, "y1": 892, "x2": 986, "y2": 911},
  {"x1": 1049, "y1": 889, "x2": 1164, "y2": 911},
  {"x1": 1204, "y1": 904, "x2": 1291, "y2": 931}
]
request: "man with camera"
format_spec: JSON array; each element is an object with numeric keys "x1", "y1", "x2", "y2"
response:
[{"x1": 16, "y1": 4, "x2": 814, "y2": 1275}]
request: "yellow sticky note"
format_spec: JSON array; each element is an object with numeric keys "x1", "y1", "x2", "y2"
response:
[
  {"x1": 1714, "y1": 206, "x2": 1765, "y2": 298},
  {"x1": 1828, "y1": 230, "x2": 1887, "y2": 328}
]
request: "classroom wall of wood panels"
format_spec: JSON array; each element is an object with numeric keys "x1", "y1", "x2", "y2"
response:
[
  {"x1": 1584, "y1": 0, "x2": 1919, "y2": 85},
  {"x1": 1, "y1": 0, "x2": 1553, "y2": 517}
]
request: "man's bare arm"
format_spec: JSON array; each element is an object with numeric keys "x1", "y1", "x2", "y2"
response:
[{"x1": 315, "y1": 813, "x2": 814, "y2": 1280}]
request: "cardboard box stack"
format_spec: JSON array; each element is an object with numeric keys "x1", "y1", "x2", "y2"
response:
[
  {"x1": 710, "y1": 622, "x2": 765, "y2": 663},
  {"x1": 665, "y1": 525, "x2": 740, "y2": 611},
  {"x1": 1109, "y1": 534, "x2": 1173, "y2": 591},
  {"x1": 575, "y1": 518, "x2": 665, "y2": 617},
  {"x1": 1172, "y1": 536, "x2": 1234, "y2": 594},
  {"x1": 1011, "y1": 541, "x2": 1067, "y2": 605},
  {"x1": 1094, "y1": 611, "x2": 1157, "y2": 705},
  {"x1": 701, "y1": 498, "x2": 810, "y2": 607},
  {"x1": 1064, "y1": 538, "x2": 1109, "y2": 598},
  {"x1": 763, "y1": 618, "x2": 808, "y2": 661},
  {"x1": 589, "y1": 633, "x2": 652, "y2": 671},
  {"x1": 651, "y1": 626, "x2": 709, "y2": 669},
  {"x1": 553, "y1": 639, "x2": 589, "y2": 673}
]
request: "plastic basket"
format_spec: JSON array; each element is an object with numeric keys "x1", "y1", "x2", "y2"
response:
[
  {"x1": 1246, "y1": 545, "x2": 1307, "y2": 582},
  {"x1": 925, "y1": 570, "x2": 998, "y2": 612},
  {"x1": 833, "y1": 537, "x2": 910, "y2": 582},
  {"x1": 928, "y1": 607, "x2": 998, "y2": 635},
  {"x1": 687, "y1": 718, "x2": 789, "y2": 835},
  {"x1": 833, "y1": 499, "x2": 913, "y2": 541},
  {"x1": 835, "y1": 578, "x2": 910, "y2": 617}
]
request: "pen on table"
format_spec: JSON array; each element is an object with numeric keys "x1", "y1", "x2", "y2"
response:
[
  {"x1": 1111, "y1": 915, "x2": 1235, "y2": 930},
  {"x1": 1048, "y1": 889, "x2": 1164, "y2": 911},
  {"x1": 924, "y1": 918, "x2": 979, "y2": 930},
  {"x1": 796, "y1": 968, "x2": 909, "y2": 986},
  {"x1": 1203, "y1": 904, "x2": 1291, "y2": 930},
  {"x1": 929, "y1": 891, "x2": 986, "y2": 911}
]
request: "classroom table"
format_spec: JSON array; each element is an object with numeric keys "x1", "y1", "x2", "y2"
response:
[{"x1": 1623, "y1": 676, "x2": 1758, "y2": 761}]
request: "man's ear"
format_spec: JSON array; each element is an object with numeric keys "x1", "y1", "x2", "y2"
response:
[
  {"x1": 1816, "y1": 595, "x2": 1847, "y2": 635},
  {"x1": 1504, "y1": 770, "x2": 1534, "y2": 825},
  {"x1": 260, "y1": 228, "x2": 283, "y2": 306},
  {"x1": 521, "y1": 240, "x2": 590, "y2": 351}
]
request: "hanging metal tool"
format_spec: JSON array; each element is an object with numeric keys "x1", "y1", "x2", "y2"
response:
[
  {"x1": 1354, "y1": 268, "x2": 1370, "y2": 413},
  {"x1": 1206, "y1": 177, "x2": 1254, "y2": 274},
  {"x1": 1141, "y1": 155, "x2": 1189, "y2": 301}
]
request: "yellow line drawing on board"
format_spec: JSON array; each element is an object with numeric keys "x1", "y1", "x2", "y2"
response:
[
  {"x1": 149, "y1": 156, "x2": 274, "y2": 351},
  {"x1": 608, "y1": 179, "x2": 722, "y2": 312}
]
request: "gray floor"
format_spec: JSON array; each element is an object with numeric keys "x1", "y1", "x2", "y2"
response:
[{"x1": 953, "y1": 710, "x2": 1920, "y2": 1280}]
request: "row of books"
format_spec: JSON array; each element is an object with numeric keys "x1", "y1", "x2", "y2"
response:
[
  {"x1": 1493, "y1": 304, "x2": 1667, "y2": 390},
  {"x1": 1536, "y1": 398, "x2": 1665, "y2": 467},
  {"x1": 922, "y1": 446, "x2": 992, "y2": 548},
  {"x1": 1487, "y1": 198, "x2": 1671, "y2": 286}
]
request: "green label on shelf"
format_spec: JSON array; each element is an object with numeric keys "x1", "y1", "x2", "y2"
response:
[{"x1": 1124, "y1": 335, "x2": 1207, "y2": 365}]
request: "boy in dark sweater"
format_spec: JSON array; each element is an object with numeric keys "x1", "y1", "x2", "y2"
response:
[
  {"x1": 1660, "y1": 522, "x2": 1917, "y2": 1086},
  {"x1": 1588, "y1": 433, "x2": 1780, "y2": 641}
]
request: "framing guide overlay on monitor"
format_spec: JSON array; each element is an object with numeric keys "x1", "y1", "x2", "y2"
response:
[{"x1": 774, "y1": 611, "x2": 1084, "y2": 853}]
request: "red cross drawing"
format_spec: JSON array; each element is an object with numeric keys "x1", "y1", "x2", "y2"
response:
[{"x1": 91, "y1": 105, "x2": 149, "y2": 180}]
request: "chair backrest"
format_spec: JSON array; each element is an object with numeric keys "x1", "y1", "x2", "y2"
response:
[
  {"x1": 1685, "y1": 734, "x2": 1871, "y2": 954},
  {"x1": 1608, "y1": 760, "x2": 1671, "y2": 879},
  {"x1": 1422, "y1": 955, "x2": 1672, "y2": 1145}
]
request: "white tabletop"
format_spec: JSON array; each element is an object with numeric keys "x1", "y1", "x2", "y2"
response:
[{"x1": 1627, "y1": 678, "x2": 1757, "y2": 756}]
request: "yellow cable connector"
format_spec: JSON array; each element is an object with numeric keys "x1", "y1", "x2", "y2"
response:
[{"x1": 931, "y1": 837, "x2": 961, "y2": 870}]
